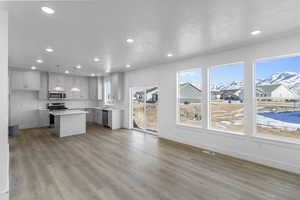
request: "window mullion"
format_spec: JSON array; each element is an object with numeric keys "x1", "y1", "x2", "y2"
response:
[
  {"x1": 244, "y1": 59, "x2": 256, "y2": 136},
  {"x1": 202, "y1": 67, "x2": 209, "y2": 129}
]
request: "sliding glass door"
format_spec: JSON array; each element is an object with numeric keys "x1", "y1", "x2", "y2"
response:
[
  {"x1": 132, "y1": 88, "x2": 146, "y2": 130},
  {"x1": 131, "y1": 87, "x2": 158, "y2": 134}
]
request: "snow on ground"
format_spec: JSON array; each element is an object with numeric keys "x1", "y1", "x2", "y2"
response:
[
  {"x1": 257, "y1": 114, "x2": 300, "y2": 131},
  {"x1": 234, "y1": 113, "x2": 243, "y2": 117},
  {"x1": 220, "y1": 121, "x2": 232, "y2": 125},
  {"x1": 233, "y1": 120, "x2": 243, "y2": 125}
]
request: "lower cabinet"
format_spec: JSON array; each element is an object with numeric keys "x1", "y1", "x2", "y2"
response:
[
  {"x1": 10, "y1": 70, "x2": 41, "y2": 91},
  {"x1": 95, "y1": 110, "x2": 102, "y2": 125},
  {"x1": 38, "y1": 110, "x2": 50, "y2": 127},
  {"x1": 70, "y1": 108, "x2": 122, "y2": 129},
  {"x1": 86, "y1": 109, "x2": 95, "y2": 123},
  {"x1": 108, "y1": 110, "x2": 122, "y2": 130}
]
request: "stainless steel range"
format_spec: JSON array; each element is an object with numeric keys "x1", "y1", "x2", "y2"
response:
[{"x1": 47, "y1": 102, "x2": 68, "y2": 127}]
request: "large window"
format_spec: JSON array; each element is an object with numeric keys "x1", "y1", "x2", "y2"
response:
[
  {"x1": 256, "y1": 55, "x2": 300, "y2": 139},
  {"x1": 178, "y1": 70, "x2": 202, "y2": 126},
  {"x1": 210, "y1": 64, "x2": 244, "y2": 133}
]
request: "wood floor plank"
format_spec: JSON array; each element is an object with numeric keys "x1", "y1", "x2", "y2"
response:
[{"x1": 9, "y1": 124, "x2": 300, "y2": 200}]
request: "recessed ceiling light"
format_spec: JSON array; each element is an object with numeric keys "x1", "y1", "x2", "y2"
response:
[
  {"x1": 167, "y1": 53, "x2": 173, "y2": 57},
  {"x1": 75, "y1": 65, "x2": 82, "y2": 69},
  {"x1": 93, "y1": 57, "x2": 100, "y2": 62},
  {"x1": 41, "y1": 7, "x2": 55, "y2": 14},
  {"x1": 45, "y1": 47, "x2": 54, "y2": 52},
  {"x1": 65, "y1": 70, "x2": 69, "y2": 74},
  {"x1": 126, "y1": 38, "x2": 134, "y2": 43},
  {"x1": 36, "y1": 59, "x2": 43, "y2": 63},
  {"x1": 106, "y1": 69, "x2": 110, "y2": 73},
  {"x1": 31, "y1": 66, "x2": 36, "y2": 70},
  {"x1": 126, "y1": 64, "x2": 131, "y2": 68},
  {"x1": 251, "y1": 30, "x2": 261, "y2": 36},
  {"x1": 91, "y1": 73, "x2": 95, "y2": 77}
]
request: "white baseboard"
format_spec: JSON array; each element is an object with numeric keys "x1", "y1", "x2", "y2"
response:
[
  {"x1": 160, "y1": 134, "x2": 300, "y2": 175},
  {"x1": 0, "y1": 191, "x2": 9, "y2": 200}
]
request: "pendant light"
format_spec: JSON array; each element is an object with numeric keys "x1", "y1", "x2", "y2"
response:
[{"x1": 53, "y1": 65, "x2": 64, "y2": 91}]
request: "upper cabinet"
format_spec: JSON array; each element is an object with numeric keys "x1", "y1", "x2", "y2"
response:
[
  {"x1": 111, "y1": 72, "x2": 124, "y2": 102},
  {"x1": 48, "y1": 73, "x2": 65, "y2": 92},
  {"x1": 88, "y1": 77, "x2": 98, "y2": 100},
  {"x1": 10, "y1": 70, "x2": 40, "y2": 91},
  {"x1": 88, "y1": 77, "x2": 103, "y2": 100},
  {"x1": 10, "y1": 70, "x2": 103, "y2": 101},
  {"x1": 79, "y1": 77, "x2": 89, "y2": 100},
  {"x1": 49, "y1": 73, "x2": 89, "y2": 100},
  {"x1": 38, "y1": 72, "x2": 48, "y2": 100}
]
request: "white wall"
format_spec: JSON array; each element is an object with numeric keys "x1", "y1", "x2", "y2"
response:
[
  {"x1": 10, "y1": 91, "x2": 40, "y2": 129},
  {"x1": 0, "y1": 10, "x2": 9, "y2": 200},
  {"x1": 122, "y1": 35, "x2": 300, "y2": 174}
]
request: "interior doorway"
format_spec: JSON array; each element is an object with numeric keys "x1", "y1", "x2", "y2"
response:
[{"x1": 131, "y1": 87, "x2": 158, "y2": 134}]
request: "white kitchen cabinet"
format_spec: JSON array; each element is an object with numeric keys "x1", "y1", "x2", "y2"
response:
[
  {"x1": 38, "y1": 110, "x2": 49, "y2": 127},
  {"x1": 107, "y1": 109, "x2": 122, "y2": 129},
  {"x1": 10, "y1": 70, "x2": 23, "y2": 90},
  {"x1": 95, "y1": 109, "x2": 102, "y2": 125},
  {"x1": 64, "y1": 76, "x2": 73, "y2": 99},
  {"x1": 88, "y1": 77, "x2": 98, "y2": 100},
  {"x1": 79, "y1": 77, "x2": 88, "y2": 100},
  {"x1": 10, "y1": 70, "x2": 41, "y2": 91},
  {"x1": 66, "y1": 76, "x2": 88, "y2": 100},
  {"x1": 38, "y1": 72, "x2": 48, "y2": 100},
  {"x1": 110, "y1": 72, "x2": 123, "y2": 102},
  {"x1": 86, "y1": 109, "x2": 95, "y2": 123},
  {"x1": 49, "y1": 73, "x2": 65, "y2": 92},
  {"x1": 88, "y1": 77, "x2": 103, "y2": 100}
]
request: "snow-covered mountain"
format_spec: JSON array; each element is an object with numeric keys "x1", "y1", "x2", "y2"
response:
[
  {"x1": 212, "y1": 72, "x2": 300, "y2": 91},
  {"x1": 211, "y1": 81, "x2": 243, "y2": 91}
]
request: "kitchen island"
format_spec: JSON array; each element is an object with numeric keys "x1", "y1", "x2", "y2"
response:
[{"x1": 49, "y1": 110, "x2": 88, "y2": 137}]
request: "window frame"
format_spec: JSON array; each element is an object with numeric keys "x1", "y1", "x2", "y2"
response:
[
  {"x1": 176, "y1": 68, "x2": 204, "y2": 128},
  {"x1": 254, "y1": 53, "x2": 300, "y2": 142},
  {"x1": 174, "y1": 54, "x2": 300, "y2": 144},
  {"x1": 207, "y1": 62, "x2": 246, "y2": 135}
]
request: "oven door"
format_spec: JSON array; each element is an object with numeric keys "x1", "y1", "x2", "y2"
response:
[{"x1": 49, "y1": 114, "x2": 55, "y2": 128}]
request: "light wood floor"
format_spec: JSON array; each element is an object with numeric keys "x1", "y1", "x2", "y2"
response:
[{"x1": 10, "y1": 124, "x2": 300, "y2": 200}]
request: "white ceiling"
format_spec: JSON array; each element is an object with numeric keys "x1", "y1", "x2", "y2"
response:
[{"x1": 2, "y1": 0, "x2": 300, "y2": 76}]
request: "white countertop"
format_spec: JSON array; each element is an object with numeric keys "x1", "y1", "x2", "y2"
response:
[
  {"x1": 49, "y1": 110, "x2": 88, "y2": 116},
  {"x1": 68, "y1": 107, "x2": 101, "y2": 110},
  {"x1": 38, "y1": 108, "x2": 49, "y2": 111},
  {"x1": 38, "y1": 107, "x2": 123, "y2": 111}
]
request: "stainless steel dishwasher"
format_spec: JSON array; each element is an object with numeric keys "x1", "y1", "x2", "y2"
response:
[{"x1": 102, "y1": 110, "x2": 109, "y2": 128}]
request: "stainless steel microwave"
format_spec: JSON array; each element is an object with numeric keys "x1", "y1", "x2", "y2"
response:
[{"x1": 48, "y1": 92, "x2": 67, "y2": 100}]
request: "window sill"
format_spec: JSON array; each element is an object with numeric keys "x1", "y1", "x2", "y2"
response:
[
  {"x1": 254, "y1": 133, "x2": 300, "y2": 148},
  {"x1": 176, "y1": 122, "x2": 202, "y2": 129},
  {"x1": 176, "y1": 123, "x2": 246, "y2": 138},
  {"x1": 207, "y1": 128, "x2": 246, "y2": 137},
  {"x1": 175, "y1": 122, "x2": 300, "y2": 147}
]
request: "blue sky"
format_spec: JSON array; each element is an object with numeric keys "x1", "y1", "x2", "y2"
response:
[
  {"x1": 179, "y1": 70, "x2": 202, "y2": 86},
  {"x1": 256, "y1": 55, "x2": 300, "y2": 79},
  {"x1": 179, "y1": 55, "x2": 300, "y2": 85},
  {"x1": 211, "y1": 64, "x2": 244, "y2": 84}
]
